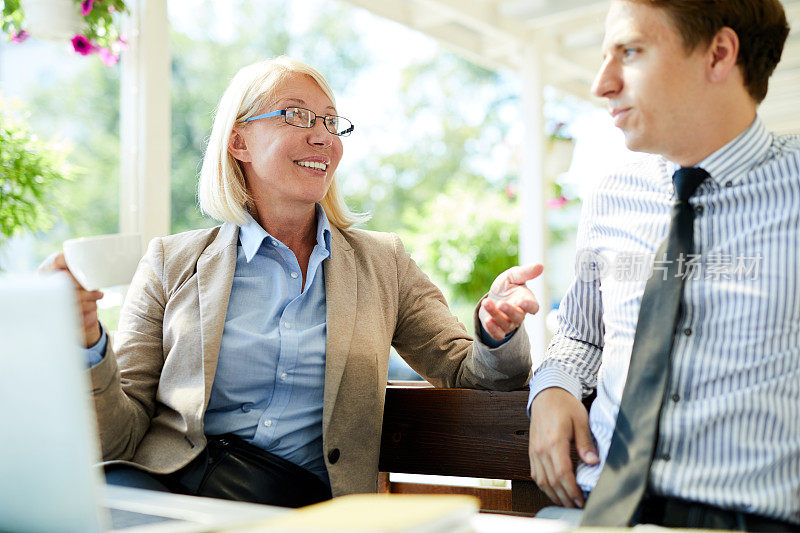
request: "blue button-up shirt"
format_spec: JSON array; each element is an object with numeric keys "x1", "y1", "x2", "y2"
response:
[
  {"x1": 88, "y1": 205, "x2": 332, "y2": 483},
  {"x1": 204, "y1": 206, "x2": 331, "y2": 482}
]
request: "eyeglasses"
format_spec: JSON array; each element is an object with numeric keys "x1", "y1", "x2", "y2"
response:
[{"x1": 241, "y1": 106, "x2": 355, "y2": 136}]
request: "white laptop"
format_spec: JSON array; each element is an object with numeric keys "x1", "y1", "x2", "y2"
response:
[{"x1": 0, "y1": 274, "x2": 283, "y2": 532}]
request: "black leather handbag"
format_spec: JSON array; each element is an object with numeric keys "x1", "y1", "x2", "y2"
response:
[{"x1": 164, "y1": 433, "x2": 332, "y2": 508}]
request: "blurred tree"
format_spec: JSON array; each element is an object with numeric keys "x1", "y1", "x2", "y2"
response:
[
  {"x1": 347, "y1": 52, "x2": 520, "y2": 312},
  {"x1": 404, "y1": 184, "x2": 519, "y2": 302},
  {"x1": 27, "y1": 61, "x2": 120, "y2": 241},
  {"x1": 349, "y1": 54, "x2": 515, "y2": 230}
]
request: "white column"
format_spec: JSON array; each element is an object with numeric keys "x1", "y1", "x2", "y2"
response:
[
  {"x1": 120, "y1": 0, "x2": 171, "y2": 245},
  {"x1": 519, "y1": 39, "x2": 549, "y2": 368}
]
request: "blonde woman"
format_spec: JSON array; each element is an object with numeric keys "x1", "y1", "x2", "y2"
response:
[{"x1": 44, "y1": 57, "x2": 542, "y2": 507}]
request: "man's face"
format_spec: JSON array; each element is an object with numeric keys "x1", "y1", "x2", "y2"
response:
[{"x1": 592, "y1": 1, "x2": 708, "y2": 160}]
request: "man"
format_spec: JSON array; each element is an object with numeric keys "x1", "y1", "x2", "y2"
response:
[{"x1": 528, "y1": 0, "x2": 798, "y2": 530}]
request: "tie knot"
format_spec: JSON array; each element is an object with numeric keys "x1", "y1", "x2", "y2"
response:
[{"x1": 673, "y1": 167, "x2": 709, "y2": 202}]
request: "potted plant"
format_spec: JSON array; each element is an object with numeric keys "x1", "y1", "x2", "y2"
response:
[
  {"x1": 0, "y1": 95, "x2": 71, "y2": 246},
  {"x1": 1, "y1": 0, "x2": 128, "y2": 65}
]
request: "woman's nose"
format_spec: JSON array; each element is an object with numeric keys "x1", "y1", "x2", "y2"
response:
[{"x1": 308, "y1": 120, "x2": 333, "y2": 147}]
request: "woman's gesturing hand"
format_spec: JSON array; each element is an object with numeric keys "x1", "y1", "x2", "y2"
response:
[{"x1": 478, "y1": 263, "x2": 544, "y2": 341}]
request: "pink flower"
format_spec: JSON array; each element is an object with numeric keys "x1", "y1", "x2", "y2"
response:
[
  {"x1": 505, "y1": 183, "x2": 517, "y2": 200},
  {"x1": 98, "y1": 47, "x2": 119, "y2": 66},
  {"x1": 80, "y1": 0, "x2": 94, "y2": 16},
  {"x1": 71, "y1": 34, "x2": 95, "y2": 55},
  {"x1": 547, "y1": 196, "x2": 569, "y2": 209},
  {"x1": 10, "y1": 30, "x2": 29, "y2": 43},
  {"x1": 114, "y1": 36, "x2": 129, "y2": 51}
]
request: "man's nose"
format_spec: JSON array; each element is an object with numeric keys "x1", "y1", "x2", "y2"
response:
[{"x1": 591, "y1": 57, "x2": 621, "y2": 99}]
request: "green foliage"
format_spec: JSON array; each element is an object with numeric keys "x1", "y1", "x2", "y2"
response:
[
  {"x1": 404, "y1": 185, "x2": 518, "y2": 304},
  {"x1": 27, "y1": 59, "x2": 120, "y2": 240},
  {"x1": 1, "y1": 0, "x2": 23, "y2": 38},
  {"x1": 78, "y1": 0, "x2": 127, "y2": 50},
  {"x1": 349, "y1": 53, "x2": 516, "y2": 232},
  {"x1": 346, "y1": 52, "x2": 520, "y2": 306},
  {"x1": 0, "y1": 96, "x2": 70, "y2": 243}
]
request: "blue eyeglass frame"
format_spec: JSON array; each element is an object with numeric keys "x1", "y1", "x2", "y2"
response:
[{"x1": 241, "y1": 108, "x2": 355, "y2": 136}]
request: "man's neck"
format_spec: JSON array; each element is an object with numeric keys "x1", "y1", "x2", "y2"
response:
[{"x1": 667, "y1": 102, "x2": 757, "y2": 167}]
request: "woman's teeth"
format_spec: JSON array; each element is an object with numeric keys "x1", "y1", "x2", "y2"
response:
[{"x1": 295, "y1": 161, "x2": 327, "y2": 171}]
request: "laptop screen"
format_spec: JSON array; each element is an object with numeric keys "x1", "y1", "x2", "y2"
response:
[{"x1": 0, "y1": 274, "x2": 107, "y2": 533}]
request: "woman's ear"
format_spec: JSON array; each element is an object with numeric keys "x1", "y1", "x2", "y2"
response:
[{"x1": 227, "y1": 126, "x2": 252, "y2": 162}]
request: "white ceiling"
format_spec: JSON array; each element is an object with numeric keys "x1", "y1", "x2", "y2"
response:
[{"x1": 343, "y1": 0, "x2": 800, "y2": 134}]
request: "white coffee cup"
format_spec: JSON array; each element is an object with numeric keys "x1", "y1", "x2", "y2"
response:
[{"x1": 63, "y1": 233, "x2": 143, "y2": 290}]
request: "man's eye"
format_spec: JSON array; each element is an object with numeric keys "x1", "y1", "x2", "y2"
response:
[{"x1": 622, "y1": 48, "x2": 640, "y2": 61}]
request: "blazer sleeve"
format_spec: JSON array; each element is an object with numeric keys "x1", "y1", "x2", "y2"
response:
[
  {"x1": 389, "y1": 233, "x2": 532, "y2": 390},
  {"x1": 88, "y1": 237, "x2": 168, "y2": 461}
]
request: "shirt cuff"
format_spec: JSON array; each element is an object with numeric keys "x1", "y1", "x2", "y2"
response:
[
  {"x1": 85, "y1": 325, "x2": 108, "y2": 368},
  {"x1": 527, "y1": 366, "x2": 584, "y2": 417},
  {"x1": 477, "y1": 322, "x2": 515, "y2": 348}
]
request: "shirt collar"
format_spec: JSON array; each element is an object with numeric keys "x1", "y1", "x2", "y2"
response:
[
  {"x1": 238, "y1": 203, "x2": 333, "y2": 263},
  {"x1": 698, "y1": 116, "x2": 772, "y2": 186},
  {"x1": 665, "y1": 116, "x2": 772, "y2": 188}
]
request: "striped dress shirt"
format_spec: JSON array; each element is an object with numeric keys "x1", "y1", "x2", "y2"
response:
[{"x1": 529, "y1": 117, "x2": 800, "y2": 523}]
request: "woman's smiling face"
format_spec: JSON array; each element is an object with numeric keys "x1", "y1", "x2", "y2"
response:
[{"x1": 230, "y1": 73, "x2": 343, "y2": 211}]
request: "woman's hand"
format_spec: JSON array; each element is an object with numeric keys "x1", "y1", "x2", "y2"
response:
[
  {"x1": 478, "y1": 263, "x2": 544, "y2": 341},
  {"x1": 38, "y1": 252, "x2": 104, "y2": 348}
]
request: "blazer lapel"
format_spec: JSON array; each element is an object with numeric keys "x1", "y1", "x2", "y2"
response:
[
  {"x1": 322, "y1": 226, "x2": 357, "y2": 434},
  {"x1": 197, "y1": 223, "x2": 239, "y2": 409}
]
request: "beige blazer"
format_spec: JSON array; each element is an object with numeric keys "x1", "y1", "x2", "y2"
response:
[{"x1": 89, "y1": 223, "x2": 532, "y2": 496}]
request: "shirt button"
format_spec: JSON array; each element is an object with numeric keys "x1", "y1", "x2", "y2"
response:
[
  {"x1": 271, "y1": 239, "x2": 279, "y2": 246},
  {"x1": 694, "y1": 205, "x2": 704, "y2": 214},
  {"x1": 264, "y1": 419, "x2": 272, "y2": 427},
  {"x1": 290, "y1": 272, "x2": 298, "y2": 279},
  {"x1": 725, "y1": 181, "x2": 733, "y2": 188},
  {"x1": 280, "y1": 372, "x2": 288, "y2": 381},
  {"x1": 662, "y1": 453, "x2": 671, "y2": 461},
  {"x1": 284, "y1": 322, "x2": 291, "y2": 329},
  {"x1": 672, "y1": 393, "x2": 680, "y2": 402},
  {"x1": 683, "y1": 328, "x2": 692, "y2": 336}
]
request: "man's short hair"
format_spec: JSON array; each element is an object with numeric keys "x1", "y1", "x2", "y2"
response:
[{"x1": 628, "y1": 0, "x2": 790, "y2": 103}]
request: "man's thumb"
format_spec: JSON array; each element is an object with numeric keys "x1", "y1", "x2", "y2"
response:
[{"x1": 574, "y1": 420, "x2": 599, "y2": 465}]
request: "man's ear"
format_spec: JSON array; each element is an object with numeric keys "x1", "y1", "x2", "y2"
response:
[
  {"x1": 228, "y1": 127, "x2": 252, "y2": 162},
  {"x1": 707, "y1": 26, "x2": 740, "y2": 84}
]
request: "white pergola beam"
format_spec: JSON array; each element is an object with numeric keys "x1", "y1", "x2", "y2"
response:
[
  {"x1": 519, "y1": 38, "x2": 550, "y2": 365},
  {"x1": 415, "y1": 0, "x2": 533, "y2": 41},
  {"x1": 120, "y1": 0, "x2": 170, "y2": 245}
]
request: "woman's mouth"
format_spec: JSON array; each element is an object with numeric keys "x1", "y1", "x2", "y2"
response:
[{"x1": 295, "y1": 160, "x2": 328, "y2": 172}]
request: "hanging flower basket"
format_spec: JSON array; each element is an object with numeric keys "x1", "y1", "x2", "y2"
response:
[{"x1": 1, "y1": 0, "x2": 128, "y2": 65}]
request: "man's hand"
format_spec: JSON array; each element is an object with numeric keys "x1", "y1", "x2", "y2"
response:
[
  {"x1": 478, "y1": 263, "x2": 543, "y2": 341},
  {"x1": 529, "y1": 387, "x2": 599, "y2": 508},
  {"x1": 38, "y1": 252, "x2": 104, "y2": 348}
]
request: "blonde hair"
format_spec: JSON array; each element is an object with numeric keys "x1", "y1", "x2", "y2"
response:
[{"x1": 198, "y1": 56, "x2": 368, "y2": 228}]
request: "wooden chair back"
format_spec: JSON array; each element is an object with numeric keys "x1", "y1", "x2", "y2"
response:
[{"x1": 378, "y1": 382, "x2": 552, "y2": 514}]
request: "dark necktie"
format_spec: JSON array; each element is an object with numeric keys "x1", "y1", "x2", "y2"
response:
[{"x1": 580, "y1": 167, "x2": 709, "y2": 527}]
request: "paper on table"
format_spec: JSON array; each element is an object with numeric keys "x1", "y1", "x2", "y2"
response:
[
  {"x1": 471, "y1": 514, "x2": 572, "y2": 533},
  {"x1": 221, "y1": 494, "x2": 478, "y2": 533}
]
